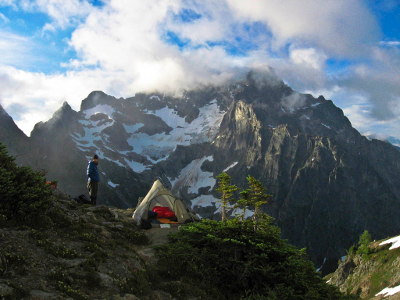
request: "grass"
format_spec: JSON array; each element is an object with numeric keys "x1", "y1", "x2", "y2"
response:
[
  {"x1": 366, "y1": 246, "x2": 400, "y2": 298},
  {"x1": 338, "y1": 242, "x2": 400, "y2": 299}
]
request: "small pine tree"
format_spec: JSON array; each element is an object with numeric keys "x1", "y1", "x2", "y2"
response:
[
  {"x1": 357, "y1": 230, "x2": 372, "y2": 256},
  {"x1": 216, "y1": 172, "x2": 239, "y2": 222},
  {"x1": 246, "y1": 175, "x2": 272, "y2": 231},
  {"x1": 234, "y1": 189, "x2": 250, "y2": 222}
]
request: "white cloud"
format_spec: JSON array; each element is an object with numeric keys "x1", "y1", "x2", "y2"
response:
[
  {"x1": 379, "y1": 41, "x2": 400, "y2": 47},
  {"x1": 290, "y1": 47, "x2": 327, "y2": 70},
  {"x1": 225, "y1": 0, "x2": 380, "y2": 56},
  {"x1": 0, "y1": 12, "x2": 9, "y2": 22},
  {"x1": 0, "y1": 32, "x2": 35, "y2": 68},
  {"x1": 338, "y1": 46, "x2": 400, "y2": 121},
  {"x1": 165, "y1": 0, "x2": 233, "y2": 45},
  {"x1": 1, "y1": 0, "x2": 400, "y2": 142},
  {"x1": 66, "y1": 0, "x2": 246, "y2": 94},
  {"x1": 0, "y1": 0, "x2": 17, "y2": 9},
  {"x1": 0, "y1": 66, "x2": 120, "y2": 135},
  {"x1": 7, "y1": 0, "x2": 93, "y2": 30}
]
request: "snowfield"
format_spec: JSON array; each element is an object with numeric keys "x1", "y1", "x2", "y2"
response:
[
  {"x1": 83, "y1": 104, "x2": 115, "y2": 118},
  {"x1": 379, "y1": 235, "x2": 400, "y2": 250},
  {"x1": 191, "y1": 194, "x2": 219, "y2": 208},
  {"x1": 125, "y1": 99, "x2": 226, "y2": 163},
  {"x1": 376, "y1": 285, "x2": 400, "y2": 298},
  {"x1": 171, "y1": 156, "x2": 215, "y2": 194}
]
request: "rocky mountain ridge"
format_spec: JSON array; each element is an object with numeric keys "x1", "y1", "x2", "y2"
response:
[{"x1": 1, "y1": 71, "x2": 400, "y2": 274}]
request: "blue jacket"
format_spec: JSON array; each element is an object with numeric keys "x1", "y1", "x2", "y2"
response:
[{"x1": 87, "y1": 161, "x2": 100, "y2": 182}]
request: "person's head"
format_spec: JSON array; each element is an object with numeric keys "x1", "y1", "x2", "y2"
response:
[{"x1": 93, "y1": 154, "x2": 99, "y2": 164}]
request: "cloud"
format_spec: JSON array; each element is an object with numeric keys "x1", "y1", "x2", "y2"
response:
[
  {"x1": 225, "y1": 0, "x2": 381, "y2": 56},
  {"x1": 339, "y1": 46, "x2": 400, "y2": 121},
  {"x1": 289, "y1": 47, "x2": 327, "y2": 70},
  {"x1": 379, "y1": 40, "x2": 400, "y2": 47},
  {"x1": 0, "y1": 12, "x2": 9, "y2": 22},
  {"x1": 0, "y1": 32, "x2": 35, "y2": 68},
  {"x1": 3, "y1": 0, "x2": 93, "y2": 30},
  {"x1": 281, "y1": 92, "x2": 306, "y2": 112},
  {"x1": 0, "y1": 0, "x2": 17, "y2": 9},
  {"x1": 66, "y1": 0, "x2": 248, "y2": 94},
  {"x1": 0, "y1": 66, "x2": 118, "y2": 135},
  {"x1": 0, "y1": 0, "x2": 400, "y2": 142}
]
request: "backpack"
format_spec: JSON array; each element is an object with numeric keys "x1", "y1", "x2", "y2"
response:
[
  {"x1": 140, "y1": 219, "x2": 152, "y2": 230},
  {"x1": 74, "y1": 194, "x2": 90, "y2": 204}
]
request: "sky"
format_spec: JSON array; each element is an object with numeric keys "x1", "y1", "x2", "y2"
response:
[{"x1": 0, "y1": 0, "x2": 400, "y2": 143}]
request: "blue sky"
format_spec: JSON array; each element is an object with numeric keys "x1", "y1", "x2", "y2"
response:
[{"x1": 0, "y1": 0, "x2": 399, "y2": 145}]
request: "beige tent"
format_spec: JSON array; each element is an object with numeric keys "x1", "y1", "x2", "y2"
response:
[{"x1": 132, "y1": 180, "x2": 195, "y2": 225}]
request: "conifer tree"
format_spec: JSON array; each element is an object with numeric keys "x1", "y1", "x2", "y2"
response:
[
  {"x1": 216, "y1": 172, "x2": 238, "y2": 221},
  {"x1": 0, "y1": 142, "x2": 51, "y2": 222},
  {"x1": 357, "y1": 230, "x2": 372, "y2": 256},
  {"x1": 234, "y1": 189, "x2": 250, "y2": 222},
  {"x1": 247, "y1": 175, "x2": 272, "y2": 231}
]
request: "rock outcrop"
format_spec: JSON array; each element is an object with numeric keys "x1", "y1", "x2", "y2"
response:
[{"x1": 328, "y1": 236, "x2": 400, "y2": 299}]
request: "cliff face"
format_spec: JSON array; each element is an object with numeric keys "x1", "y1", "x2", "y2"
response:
[
  {"x1": 0, "y1": 104, "x2": 30, "y2": 164},
  {"x1": 1, "y1": 71, "x2": 400, "y2": 273},
  {"x1": 196, "y1": 75, "x2": 400, "y2": 274}
]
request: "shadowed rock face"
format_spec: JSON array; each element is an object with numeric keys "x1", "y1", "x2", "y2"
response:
[
  {"x1": 0, "y1": 104, "x2": 30, "y2": 163},
  {"x1": 1, "y1": 71, "x2": 400, "y2": 274}
]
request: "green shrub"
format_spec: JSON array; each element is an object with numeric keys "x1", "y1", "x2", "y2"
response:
[
  {"x1": 155, "y1": 219, "x2": 355, "y2": 300},
  {"x1": 0, "y1": 143, "x2": 52, "y2": 224}
]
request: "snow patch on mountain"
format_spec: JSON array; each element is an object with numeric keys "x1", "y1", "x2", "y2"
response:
[
  {"x1": 223, "y1": 162, "x2": 238, "y2": 172},
  {"x1": 124, "y1": 158, "x2": 148, "y2": 173},
  {"x1": 171, "y1": 156, "x2": 216, "y2": 194},
  {"x1": 108, "y1": 180, "x2": 119, "y2": 188},
  {"x1": 376, "y1": 285, "x2": 400, "y2": 298},
  {"x1": 146, "y1": 106, "x2": 186, "y2": 128},
  {"x1": 379, "y1": 235, "x2": 400, "y2": 250},
  {"x1": 232, "y1": 207, "x2": 254, "y2": 219},
  {"x1": 123, "y1": 123, "x2": 144, "y2": 133},
  {"x1": 191, "y1": 194, "x2": 219, "y2": 208},
  {"x1": 321, "y1": 123, "x2": 331, "y2": 129},
  {"x1": 72, "y1": 119, "x2": 115, "y2": 149},
  {"x1": 83, "y1": 104, "x2": 115, "y2": 118},
  {"x1": 125, "y1": 100, "x2": 225, "y2": 163}
]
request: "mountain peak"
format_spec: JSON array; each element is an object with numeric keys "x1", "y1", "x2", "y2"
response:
[
  {"x1": 51, "y1": 101, "x2": 75, "y2": 122},
  {"x1": 0, "y1": 103, "x2": 11, "y2": 119},
  {"x1": 61, "y1": 101, "x2": 71, "y2": 109},
  {"x1": 80, "y1": 91, "x2": 117, "y2": 112}
]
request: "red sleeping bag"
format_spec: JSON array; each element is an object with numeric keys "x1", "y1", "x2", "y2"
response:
[{"x1": 152, "y1": 206, "x2": 176, "y2": 219}]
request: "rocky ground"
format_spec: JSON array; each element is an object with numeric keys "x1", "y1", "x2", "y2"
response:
[
  {"x1": 0, "y1": 190, "x2": 184, "y2": 300},
  {"x1": 327, "y1": 240, "x2": 400, "y2": 300}
]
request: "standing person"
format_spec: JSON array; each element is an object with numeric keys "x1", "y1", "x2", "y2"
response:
[{"x1": 87, "y1": 154, "x2": 100, "y2": 206}]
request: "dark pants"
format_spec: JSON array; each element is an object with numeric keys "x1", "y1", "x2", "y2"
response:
[{"x1": 87, "y1": 181, "x2": 98, "y2": 206}]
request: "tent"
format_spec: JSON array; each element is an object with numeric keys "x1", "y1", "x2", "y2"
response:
[{"x1": 132, "y1": 180, "x2": 197, "y2": 225}]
